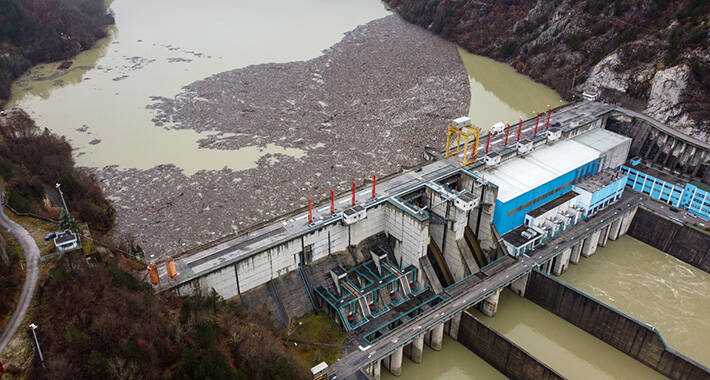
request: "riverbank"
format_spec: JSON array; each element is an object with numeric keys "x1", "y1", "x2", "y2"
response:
[
  {"x1": 0, "y1": 0, "x2": 114, "y2": 107},
  {"x1": 98, "y1": 14, "x2": 469, "y2": 257},
  {"x1": 384, "y1": 0, "x2": 710, "y2": 141}
]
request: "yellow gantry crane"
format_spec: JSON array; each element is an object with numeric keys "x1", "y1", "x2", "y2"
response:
[{"x1": 444, "y1": 116, "x2": 480, "y2": 166}]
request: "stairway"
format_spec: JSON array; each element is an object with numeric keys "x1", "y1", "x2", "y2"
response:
[
  {"x1": 427, "y1": 240, "x2": 455, "y2": 286},
  {"x1": 298, "y1": 266, "x2": 317, "y2": 309},
  {"x1": 266, "y1": 281, "x2": 289, "y2": 328},
  {"x1": 419, "y1": 257, "x2": 444, "y2": 294},
  {"x1": 464, "y1": 225, "x2": 487, "y2": 267}
]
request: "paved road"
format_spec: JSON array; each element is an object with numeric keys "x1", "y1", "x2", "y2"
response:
[{"x1": 0, "y1": 193, "x2": 40, "y2": 354}]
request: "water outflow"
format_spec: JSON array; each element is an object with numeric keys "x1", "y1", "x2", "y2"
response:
[
  {"x1": 561, "y1": 236, "x2": 710, "y2": 367},
  {"x1": 474, "y1": 290, "x2": 665, "y2": 380},
  {"x1": 381, "y1": 336, "x2": 505, "y2": 380}
]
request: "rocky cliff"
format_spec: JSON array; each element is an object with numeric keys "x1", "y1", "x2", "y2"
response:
[{"x1": 385, "y1": 0, "x2": 709, "y2": 141}]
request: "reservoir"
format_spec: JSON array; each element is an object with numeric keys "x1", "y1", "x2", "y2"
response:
[
  {"x1": 8, "y1": 0, "x2": 562, "y2": 173},
  {"x1": 458, "y1": 49, "x2": 563, "y2": 132},
  {"x1": 562, "y1": 235, "x2": 710, "y2": 367}
]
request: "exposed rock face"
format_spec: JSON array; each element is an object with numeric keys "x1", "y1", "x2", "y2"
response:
[
  {"x1": 585, "y1": 53, "x2": 629, "y2": 93},
  {"x1": 645, "y1": 65, "x2": 697, "y2": 136},
  {"x1": 385, "y1": 0, "x2": 710, "y2": 141}
]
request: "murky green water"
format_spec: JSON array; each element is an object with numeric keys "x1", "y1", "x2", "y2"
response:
[
  {"x1": 562, "y1": 236, "x2": 710, "y2": 367},
  {"x1": 7, "y1": 1, "x2": 564, "y2": 174},
  {"x1": 458, "y1": 49, "x2": 564, "y2": 133},
  {"x1": 474, "y1": 290, "x2": 665, "y2": 380},
  {"x1": 7, "y1": 0, "x2": 389, "y2": 173},
  {"x1": 381, "y1": 336, "x2": 505, "y2": 380}
]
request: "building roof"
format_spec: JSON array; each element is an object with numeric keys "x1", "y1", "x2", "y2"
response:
[
  {"x1": 574, "y1": 169, "x2": 625, "y2": 193},
  {"x1": 481, "y1": 139, "x2": 600, "y2": 202},
  {"x1": 54, "y1": 230, "x2": 78, "y2": 245},
  {"x1": 527, "y1": 190, "x2": 579, "y2": 217},
  {"x1": 502, "y1": 224, "x2": 541, "y2": 248},
  {"x1": 626, "y1": 161, "x2": 681, "y2": 185},
  {"x1": 574, "y1": 127, "x2": 631, "y2": 154}
]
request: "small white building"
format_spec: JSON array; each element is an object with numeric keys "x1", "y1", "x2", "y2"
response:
[{"x1": 53, "y1": 230, "x2": 80, "y2": 253}]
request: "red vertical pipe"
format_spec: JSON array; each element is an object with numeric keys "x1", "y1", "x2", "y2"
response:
[
  {"x1": 371, "y1": 176, "x2": 377, "y2": 199},
  {"x1": 516, "y1": 118, "x2": 523, "y2": 142},
  {"x1": 533, "y1": 113, "x2": 540, "y2": 136},
  {"x1": 545, "y1": 110, "x2": 552, "y2": 130},
  {"x1": 330, "y1": 190, "x2": 335, "y2": 214},
  {"x1": 504, "y1": 123, "x2": 511, "y2": 145},
  {"x1": 470, "y1": 140, "x2": 477, "y2": 161},
  {"x1": 485, "y1": 133, "x2": 492, "y2": 155},
  {"x1": 307, "y1": 196, "x2": 313, "y2": 224},
  {"x1": 351, "y1": 180, "x2": 356, "y2": 207}
]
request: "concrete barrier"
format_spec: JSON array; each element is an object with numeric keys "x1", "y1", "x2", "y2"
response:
[
  {"x1": 457, "y1": 310, "x2": 563, "y2": 380},
  {"x1": 627, "y1": 207, "x2": 710, "y2": 273},
  {"x1": 524, "y1": 271, "x2": 710, "y2": 380}
]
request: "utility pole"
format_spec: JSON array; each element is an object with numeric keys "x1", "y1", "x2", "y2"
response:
[
  {"x1": 55, "y1": 182, "x2": 69, "y2": 215},
  {"x1": 29, "y1": 323, "x2": 46, "y2": 369}
]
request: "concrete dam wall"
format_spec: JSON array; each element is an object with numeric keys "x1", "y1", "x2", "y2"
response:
[
  {"x1": 627, "y1": 207, "x2": 710, "y2": 273},
  {"x1": 524, "y1": 271, "x2": 710, "y2": 380},
  {"x1": 457, "y1": 310, "x2": 562, "y2": 380}
]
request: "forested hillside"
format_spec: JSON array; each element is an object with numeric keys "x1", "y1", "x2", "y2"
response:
[
  {"x1": 0, "y1": 108, "x2": 115, "y2": 232},
  {"x1": 385, "y1": 0, "x2": 709, "y2": 140},
  {"x1": 0, "y1": 0, "x2": 114, "y2": 105}
]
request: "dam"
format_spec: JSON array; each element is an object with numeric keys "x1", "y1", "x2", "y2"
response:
[{"x1": 149, "y1": 100, "x2": 709, "y2": 380}]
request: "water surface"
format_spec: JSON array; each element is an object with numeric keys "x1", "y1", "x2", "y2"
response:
[
  {"x1": 562, "y1": 236, "x2": 710, "y2": 366},
  {"x1": 8, "y1": 0, "x2": 566, "y2": 174},
  {"x1": 8, "y1": 0, "x2": 389, "y2": 173},
  {"x1": 459, "y1": 49, "x2": 564, "y2": 132},
  {"x1": 474, "y1": 290, "x2": 665, "y2": 379},
  {"x1": 381, "y1": 336, "x2": 505, "y2": 380}
]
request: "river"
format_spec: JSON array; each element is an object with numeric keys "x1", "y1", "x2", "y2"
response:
[
  {"x1": 7, "y1": 0, "x2": 563, "y2": 174},
  {"x1": 381, "y1": 336, "x2": 505, "y2": 380},
  {"x1": 562, "y1": 235, "x2": 710, "y2": 367},
  {"x1": 473, "y1": 290, "x2": 665, "y2": 379}
]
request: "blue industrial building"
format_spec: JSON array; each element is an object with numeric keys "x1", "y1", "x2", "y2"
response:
[
  {"x1": 483, "y1": 128, "x2": 633, "y2": 256},
  {"x1": 621, "y1": 159, "x2": 709, "y2": 221}
]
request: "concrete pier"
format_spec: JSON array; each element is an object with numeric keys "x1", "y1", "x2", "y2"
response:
[
  {"x1": 430, "y1": 323, "x2": 444, "y2": 351},
  {"x1": 480, "y1": 289, "x2": 502, "y2": 317},
  {"x1": 388, "y1": 347, "x2": 403, "y2": 376},
  {"x1": 569, "y1": 243, "x2": 582, "y2": 264},
  {"x1": 619, "y1": 207, "x2": 638, "y2": 236},
  {"x1": 582, "y1": 229, "x2": 601, "y2": 257},
  {"x1": 365, "y1": 359, "x2": 381, "y2": 380},
  {"x1": 448, "y1": 311, "x2": 462, "y2": 340},
  {"x1": 598, "y1": 224, "x2": 611, "y2": 247},
  {"x1": 552, "y1": 247, "x2": 572, "y2": 276},
  {"x1": 410, "y1": 335, "x2": 424, "y2": 364},
  {"x1": 510, "y1": 273, "x2": 529, "y2": 296},
  {"x1": 609, "y1": 218, "x2": 623, "y2": 241}
]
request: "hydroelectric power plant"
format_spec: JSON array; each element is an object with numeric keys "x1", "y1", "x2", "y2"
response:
[{"x1": 150, "y1": 101, "x2": 709, "y2": 380}]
